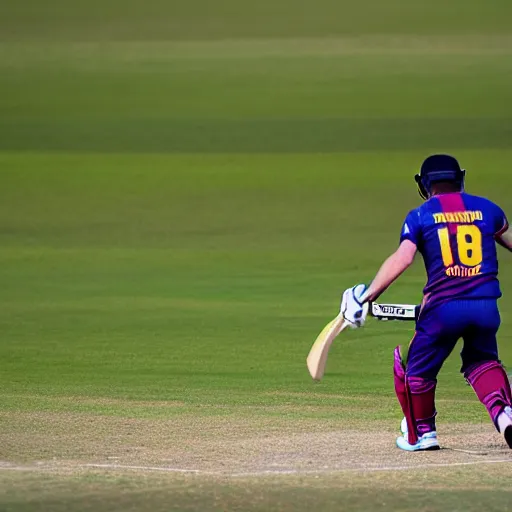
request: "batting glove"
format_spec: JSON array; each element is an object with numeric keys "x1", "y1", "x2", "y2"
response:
[{"x1": 340, "y1": 284, "x2": 369, "y2": 328}]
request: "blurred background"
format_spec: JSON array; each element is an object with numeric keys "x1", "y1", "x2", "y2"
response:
[{"x1": 1, "y1": 0, "x2": 512, "y2": 439}]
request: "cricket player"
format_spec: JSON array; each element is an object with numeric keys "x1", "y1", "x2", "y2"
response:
[{"x1": 341, "y1": 154, "x2": 512, "y2": 451}]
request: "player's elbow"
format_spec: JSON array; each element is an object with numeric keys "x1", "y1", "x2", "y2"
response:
[{"x1": 496, "y1": 229, "x2": 512, "y2": 252}]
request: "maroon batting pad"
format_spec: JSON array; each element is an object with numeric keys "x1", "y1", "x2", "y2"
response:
[
  {"x1": 408, "y1": 376, "x2": 437, "y2": 436},
  {"x1": 394, "y1": 346, "x2": 418, "y2": 444},
  {"x1": 465, "y1": 360, "x2": 512, "y2": 429}
]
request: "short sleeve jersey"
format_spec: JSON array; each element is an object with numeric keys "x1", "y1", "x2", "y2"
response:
[{"x1": 400, "y1": 192, "x2": 508, "y2": 305}]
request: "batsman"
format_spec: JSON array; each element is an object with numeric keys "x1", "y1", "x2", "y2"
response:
[{"x1": 342, "y1": 154, "x2": 512, "y2": 451}]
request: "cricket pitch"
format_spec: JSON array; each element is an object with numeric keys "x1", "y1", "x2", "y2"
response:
[{"x1": 1, "y1": 400, "x2": 512, "y2": 512}]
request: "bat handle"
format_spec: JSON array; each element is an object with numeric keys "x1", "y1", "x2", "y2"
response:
[
  {"x1": 340, "y1": 320, "x2": 351, "y2": 331},
  {"x1": 360, "y1": 289, "x2": 372, "y2": 304}
]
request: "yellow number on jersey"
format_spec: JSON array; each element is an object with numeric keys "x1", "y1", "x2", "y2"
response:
[
  {"x1": 457, "y1": 225, "x2": 483, "y2": 266},
  {"x1": 437, "y1": 225, "x2": 483, "y2": 267},
  {"x1": 438, "y1": 227, "x2": 454, "y2": 266}
]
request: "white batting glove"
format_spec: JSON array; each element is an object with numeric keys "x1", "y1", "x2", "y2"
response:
[{"x1": 340, "y1": 284, "x2": 369, "y2": 328}]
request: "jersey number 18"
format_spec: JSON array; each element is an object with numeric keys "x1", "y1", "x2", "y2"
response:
[{"x1": 438, "y1": 225, "x2": 483, "y2": 267}]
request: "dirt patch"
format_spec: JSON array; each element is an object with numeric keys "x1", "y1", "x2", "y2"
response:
[
  {"x1": 1, "y1": 410, "x2": 510, "y2": 476},
  {"x1": 2, "y1": 410, "x2": 512, "y2": 512}
]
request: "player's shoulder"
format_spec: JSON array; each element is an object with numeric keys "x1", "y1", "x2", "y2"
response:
[
  {"x1": 403, "y1": 205, "x2": 422, "y2": 222},
  {"x1": 411, "y1": 198, "x2": 437, "y2": 219},
  {"x1": 461, "y1": 192, "x2": 503, "y2": 213}
]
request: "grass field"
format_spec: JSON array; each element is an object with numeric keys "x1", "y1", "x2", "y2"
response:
[{"x1": 1, "y1": 1, "x2": 512, "y2": 511}]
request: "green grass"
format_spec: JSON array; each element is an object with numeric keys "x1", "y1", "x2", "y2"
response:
[
  {"x1": 3, "y1": 468, "x2": 512, "y2": 512},
  {"x1": 1, "y1": 1, "x2": 512, "y2": 510},
  {"x1": 2, "y1": 151, "x2": 512, "y2": 413},
  {"x1": 2, "y1": 0, "x2": 512, "y2": 41},
  {"x1": 1, "y1": 40, "x2": 512, "y2": 152}
]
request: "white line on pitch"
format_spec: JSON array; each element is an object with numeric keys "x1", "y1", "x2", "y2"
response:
[
  {"x1": 0, "y1": 463, "x2": 208, "y2": 474},
  {"x1": 228, "y1": 458, "x2": 512, "y2": 477},
  {"x1": 0, "y1": 458, "x2": 510, "y2": 477},
  {"x1": 83, "y1": 464, "x2": 210, "y2": 474}
]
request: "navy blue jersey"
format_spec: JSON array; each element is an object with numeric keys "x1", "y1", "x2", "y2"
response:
[{"x1": 400, "y1": 192, "x2": 508, "y2": 306}]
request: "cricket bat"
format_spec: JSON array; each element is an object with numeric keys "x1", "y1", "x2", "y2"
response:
[
  {"x1": 306, "y1": 313, "x2": 350, "y2": 381},
  {"x1": 307, "y1": 301, "x2": 418, "y2": 381}
]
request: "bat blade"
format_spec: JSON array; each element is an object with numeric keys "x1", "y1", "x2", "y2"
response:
[{"x1": 307, "y1": 314, "x2": 349, "y2": 381}]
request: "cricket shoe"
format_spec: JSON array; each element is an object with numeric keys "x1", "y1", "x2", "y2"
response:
[
  {"x1": 497, "y1": 406, "x2": 512, "y2": 449},
  {"x1": 396, "y1": 431, "x2": 440, "y2": 452}
]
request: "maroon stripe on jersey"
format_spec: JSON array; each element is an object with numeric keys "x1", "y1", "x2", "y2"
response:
[{"x1": 437, "y1": 192, "x2": 466, "y2": 234}]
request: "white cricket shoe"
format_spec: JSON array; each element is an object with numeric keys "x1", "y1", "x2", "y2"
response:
[
  {"x1": 396, "y1": 431, "x2": 440, "y2": 452},
  {"x1": 497, "y1": 406, "x2": 512, "y2": 449}
]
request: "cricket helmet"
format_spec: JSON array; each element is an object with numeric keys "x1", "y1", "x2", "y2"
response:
[{"x1": 415, "y1": 154, "x2": 466, "y2": 200}]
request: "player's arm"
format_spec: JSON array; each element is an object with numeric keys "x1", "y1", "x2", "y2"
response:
[
  {"x1": 495, "y1": 226, "x2": 512, "y2": 252},
  {"x1": 364, "y1": 240, "x2": 418, "y2": 302},
  {"x1": 492, "y1": 202, "x2": 512, "y2": 251}
]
